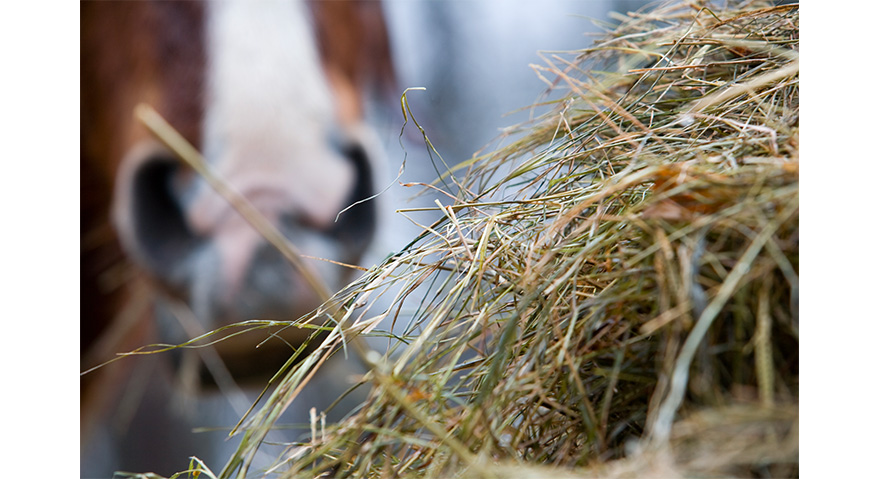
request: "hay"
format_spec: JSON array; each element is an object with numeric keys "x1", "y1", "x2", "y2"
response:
[{"x1": 152, "y1": 1, "x2": 799, "y2": 478}]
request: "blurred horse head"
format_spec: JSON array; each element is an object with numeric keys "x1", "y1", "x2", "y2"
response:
[
  {"x1": 81, "y1": 0, "x2": 393, "y2": 474},
  {"x1": 82, "y1": 0, "x2": 393, "y2": 375}
]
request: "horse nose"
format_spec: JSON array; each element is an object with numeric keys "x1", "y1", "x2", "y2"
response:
[
  {"x1": 112, "y1": 131, "x2": 378, "y2": 327},
  {"x1": 189, "y1": 132, "x2": 378, "y2": 301}
]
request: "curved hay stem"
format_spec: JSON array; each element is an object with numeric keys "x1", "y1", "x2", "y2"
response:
[{"x1": 682, "y1": 59, "x2": 799, "y2": 118}]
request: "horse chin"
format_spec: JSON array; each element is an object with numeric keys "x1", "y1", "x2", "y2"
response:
[
  {"x1": 153, "y1": 235, "x2": 352, "y2": 388},
  {"x1": 155, "y1": 293, "x2": 329, "y2": 388}
]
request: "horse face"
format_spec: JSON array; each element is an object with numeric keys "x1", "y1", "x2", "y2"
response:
[{"x1": 82, "y1": 0, "x2": 390, "y2": 380}]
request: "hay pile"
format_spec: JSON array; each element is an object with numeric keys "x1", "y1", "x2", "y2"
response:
[{"x1": 177, "y1": 2, "x2": 799, "y2": 478}]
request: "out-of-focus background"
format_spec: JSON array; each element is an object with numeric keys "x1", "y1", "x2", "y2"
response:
[{"x1": 369, "y1": 1, "x2": 649, "y2": 261}]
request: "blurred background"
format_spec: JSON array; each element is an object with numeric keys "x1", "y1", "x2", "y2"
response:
[{"x1": 368, "y1": 1, "x2": 649, "y2": 261}]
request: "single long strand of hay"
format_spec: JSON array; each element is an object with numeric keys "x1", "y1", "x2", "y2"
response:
[{"x1": 135, "y1": 103, "x2": 333, "y2": 303}]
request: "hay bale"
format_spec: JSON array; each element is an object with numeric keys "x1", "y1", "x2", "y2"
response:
[{"x1": 180, "y1": 1, "x2": 799, "y2": 478}]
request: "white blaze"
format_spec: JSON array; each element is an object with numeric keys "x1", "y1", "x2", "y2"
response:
[{"x1": 194, "y1": 0, "x2": 355, "y2": 294}]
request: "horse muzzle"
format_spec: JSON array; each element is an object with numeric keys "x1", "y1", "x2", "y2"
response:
[{"x1": 111, "y1": 134, "x2": 377, "y2": 384}]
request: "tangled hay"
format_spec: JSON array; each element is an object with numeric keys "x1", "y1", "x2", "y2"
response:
[{"x1": 149, "y1": 1, "x2": 799, "y2": 478}]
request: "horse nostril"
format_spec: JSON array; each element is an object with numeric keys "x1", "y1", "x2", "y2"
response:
[
  {"x1": 328, "y1": 138, "x2": 377, "y2": 254},
  {"x1": 113, "y1": 142, "x2": 203, "y2": 289}
]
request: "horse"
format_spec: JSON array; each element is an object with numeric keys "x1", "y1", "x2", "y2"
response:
[{"x1": 81, "y1": 1, "x2": 394, "y2": 476}]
